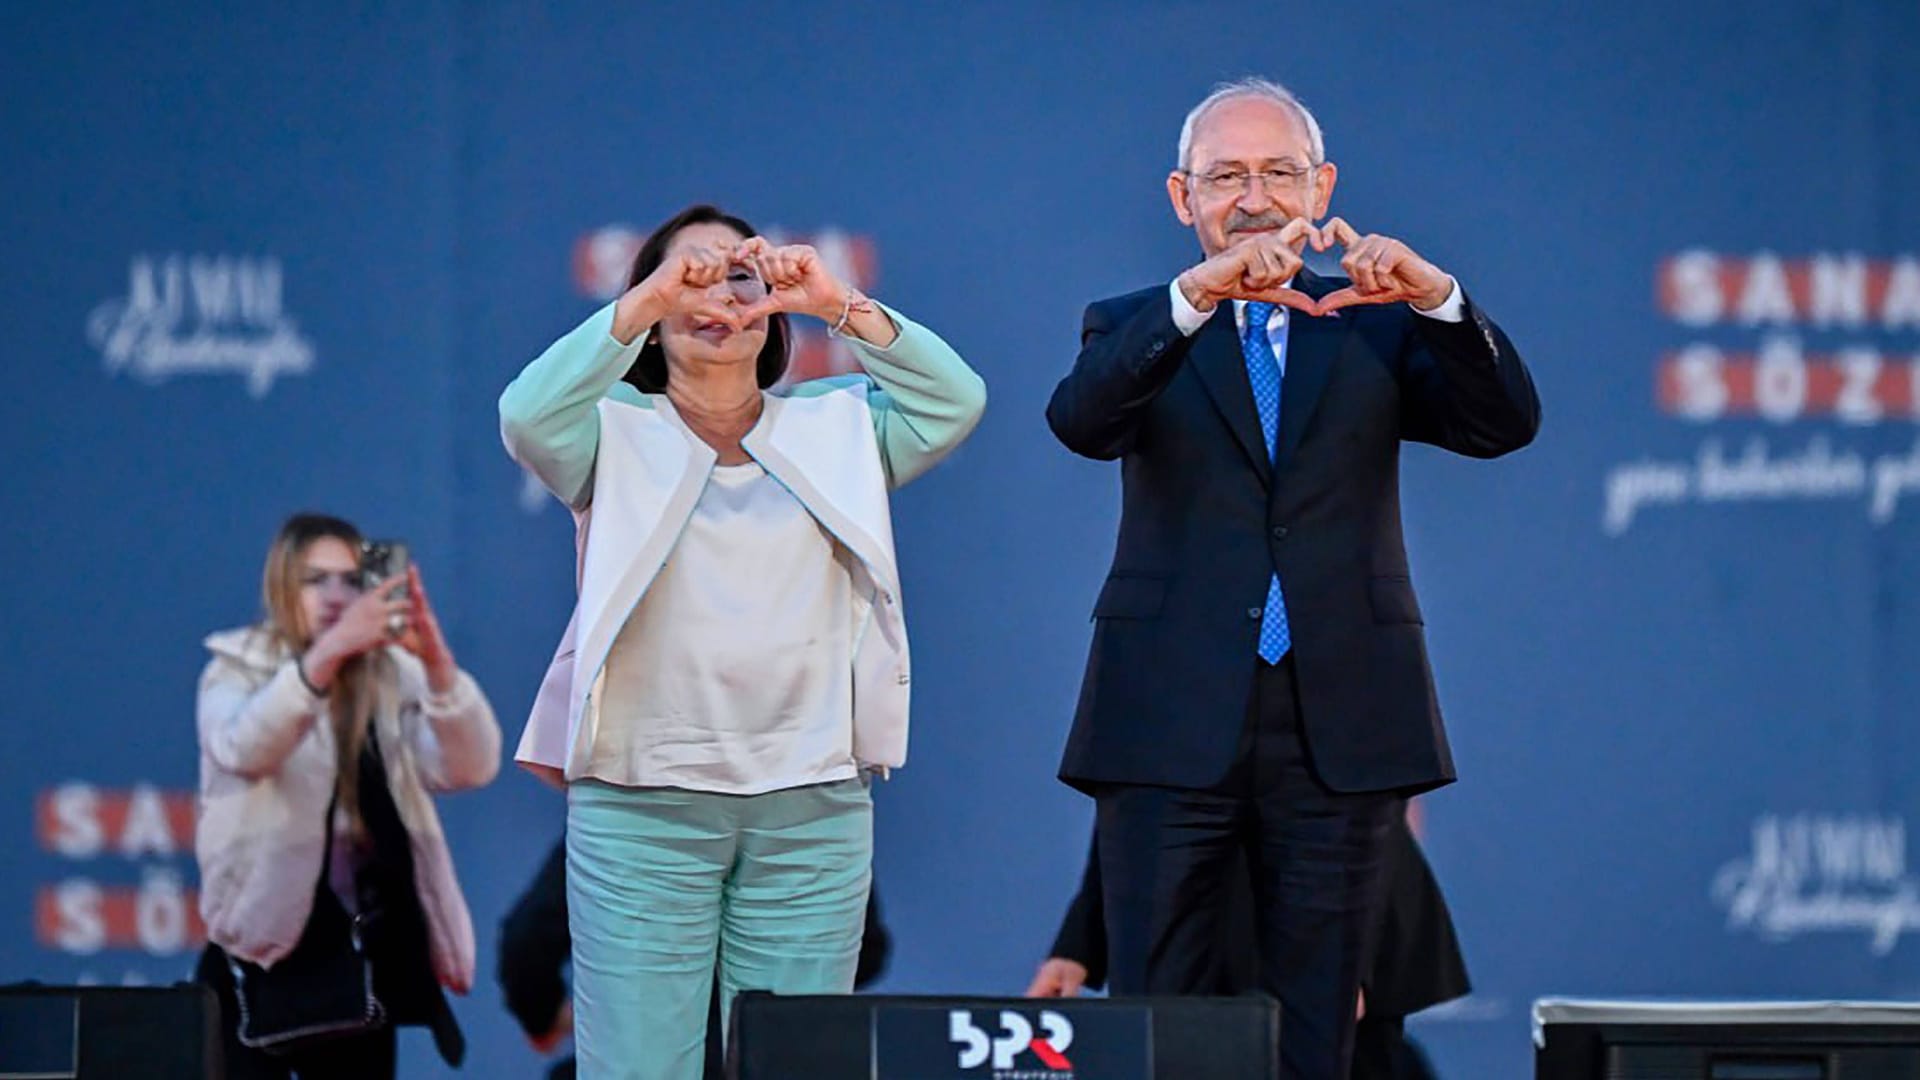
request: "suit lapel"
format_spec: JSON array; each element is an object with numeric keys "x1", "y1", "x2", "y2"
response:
[
  {"x1": 1274, "y1": 268, "x2": 1345, "y2": 471},
  {"x1": 1186, "y1": 301, "x2": 1272, "y2": 487}
]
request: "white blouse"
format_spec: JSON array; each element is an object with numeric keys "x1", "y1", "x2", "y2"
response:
[{"x1": 585, "y1": 461, "x2": 860, "y2": 794}]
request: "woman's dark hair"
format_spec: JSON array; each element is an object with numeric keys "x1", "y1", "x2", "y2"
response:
[{"x1": 622, "y1": 204, "x2": 791, "y2": 393}]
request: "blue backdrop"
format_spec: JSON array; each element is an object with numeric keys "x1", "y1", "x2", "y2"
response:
[{"x1": 5, "y1": 2, "x2": 1920, "y2": 1076}]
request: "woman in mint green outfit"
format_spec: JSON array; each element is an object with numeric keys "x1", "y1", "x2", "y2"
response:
[{"x1": 499, "y1": 204, "x2": 986, "y2": 1078}]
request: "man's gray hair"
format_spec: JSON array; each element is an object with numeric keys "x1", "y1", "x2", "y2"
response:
[{"x1": 1176, "y1": 77, "x2": 1326, "y2": 171}]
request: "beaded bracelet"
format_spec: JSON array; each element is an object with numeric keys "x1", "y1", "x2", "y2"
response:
[{"x1": 825, "y1": 291, "x2": 856, "y2": 337}]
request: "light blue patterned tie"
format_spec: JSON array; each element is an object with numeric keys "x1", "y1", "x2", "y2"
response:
[{"x1": 1242, "y1": 301, "x2": 1292, "y2": 663}]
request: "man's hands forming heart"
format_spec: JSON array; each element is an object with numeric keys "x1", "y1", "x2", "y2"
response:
[
  {"x1": 1309, "y1": 218, "x2": 1454, "y2": 314},
  {"x1": 1176, "y1": 217, "x2": 1453, "y2": 318},
  {"x1": 1178, "y1": 218, "x2": 1320, "y2": 317}
]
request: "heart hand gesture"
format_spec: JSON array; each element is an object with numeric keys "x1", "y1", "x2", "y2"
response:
[
  {"x1": 1177, "y1": 218, "x2": 1320, "y2": 318},
  {"x1": 633, "y1": 240, "x2": 756, "y2": 332},
  {"x1": 733, "y1": 237, "x2": 852, "y2": 325},
  {"x1": 1309, "y1": 218, "x2": 1453, "y2": 314}
]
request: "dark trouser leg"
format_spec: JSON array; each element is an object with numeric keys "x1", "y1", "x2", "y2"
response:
[
  {"x1": 1094, "y1": 782, "x2": 1244, "y2": 996},
  {"x1": 1247, "y1": 658, "x2": 1398, "y2": 1080},
  {"x1": 1350, "y1": 1013, "x2": 1406, "y2": 1080}
]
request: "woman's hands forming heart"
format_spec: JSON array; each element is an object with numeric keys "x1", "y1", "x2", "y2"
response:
[{"x1": 731, "y1": 237, "x2": 850, "y2": 325}]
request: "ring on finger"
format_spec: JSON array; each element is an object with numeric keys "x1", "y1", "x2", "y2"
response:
[{"x1": 387, "y1": 612, "x2": 406, "y2": 639}]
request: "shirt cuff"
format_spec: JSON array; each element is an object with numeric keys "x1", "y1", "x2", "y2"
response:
[
  {"x1": 1410, "y1": 276, "x2": 1465, "y2": 322},
  {"x1": 1167, "y1": 279, "x2": 1212, "y2": 336}
]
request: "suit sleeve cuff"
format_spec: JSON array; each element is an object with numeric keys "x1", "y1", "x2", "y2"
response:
[
  {"x1": 1167, "y1": 279, "x2": 1212, "y2": 336},
  {"x1": 1410, "y1": 276, "x2": 1465, "y2": 322}
]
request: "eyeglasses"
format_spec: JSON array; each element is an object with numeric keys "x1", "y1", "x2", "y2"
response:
[{"x1": 1187, "y1": 164, "x2": 1319, "y2": 197}]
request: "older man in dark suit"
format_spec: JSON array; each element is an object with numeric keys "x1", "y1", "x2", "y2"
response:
[{"x1": 1047, "y1": 75, "x2": 1538, "y2": 1079}]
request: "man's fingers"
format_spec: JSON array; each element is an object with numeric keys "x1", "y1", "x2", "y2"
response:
[
  {"x1": 1260, "y1": 230, "x2": 1303, "y2": 270},
  {"x1": 1244, "y1": 244, "x2": 1281, "y2": 289},
  {"x1": 1206, "y1": 255, "x2": 1243, "y2": 296},
  {"x1": 1027, "y1": 960, "x2": 1090, "y2": 999},
  {"x1": 1236, "y1": 233, "x2": 1305, "y2": 292},
  {"x1": 1246, "y1": 285, "x2": 1320, "y2": 317},
  {"x1": 1275, "y1": 239, "x2": 1304, "y2": 282},
  {"x1": 1364, "y1": 239, "x2": 1395, "y2": 293},
  {"x1": 1319, "y1": 216, "x2": 1361, "y2": 251},
  {"x1": 1222, "y1": 241, "x2": 1260, "y2": 278},
  {"x1": 1314, "y1": 285, "x2": 1409, "y2": 314},
  {"x1": 1372, "y1": 246, "x2": 1406, "y2": 288},
  {"x1": 1341, "y1": 236, "x2": 1377, "y2": 293},
  {"x1": 1313, "y1": 286, "x2": 1365, "y2": 314},
  {"x1": 1280, "y1": 216, "x2": 1315, "y2": 250}
]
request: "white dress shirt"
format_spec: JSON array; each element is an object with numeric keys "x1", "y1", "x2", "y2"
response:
[{"x1": 589, "y1": 461, "x2": 860, "y2": 795}]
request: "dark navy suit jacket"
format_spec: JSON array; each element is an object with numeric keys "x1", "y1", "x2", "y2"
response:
[{"x1": 1047, "y1": 269, "x2": 1540, "y2": 795}]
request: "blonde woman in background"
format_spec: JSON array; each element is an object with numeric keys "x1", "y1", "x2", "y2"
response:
[{"x1": 194, "y1": 512, "x2": 500, "y2": 1079}]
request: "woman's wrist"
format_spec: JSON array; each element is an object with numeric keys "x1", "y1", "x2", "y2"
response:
[
  {"x1": 840, "y1": 292, "x2": 898, "y2": 345},
  {"x1": 814, "y1": 282, "x2": 854, "y2": 326},
  {"x1": 296, "y1": 647, "x2": 335, "y2": 696},
  {"x1": 832, "y1": 288, "x2": 898, "y2": 348},
  {"x1": 303, "y1": 628, "x2": 358, "y2": 691},
  {"x1": 424, "y1": 658, "x2": 458, "y2": 697},
  {"x1": 612, "y1": 283, "x2": 665, "y2": 346}
]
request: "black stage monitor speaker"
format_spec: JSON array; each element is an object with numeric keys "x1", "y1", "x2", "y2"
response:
[
  {"x1": 0, "y1": 983, "x2": 220, "y2": 1080},
  {"x1": 1535, "y1": 998, "x2": 1920, "y2": 1080},
  {"x1": 729, "y1": 992, "x2": 1279, "y2": 1080}
]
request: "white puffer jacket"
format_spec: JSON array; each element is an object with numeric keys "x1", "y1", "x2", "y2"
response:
[{"x1": 193, "y1": 626, "x2": 500, "y2": 992}]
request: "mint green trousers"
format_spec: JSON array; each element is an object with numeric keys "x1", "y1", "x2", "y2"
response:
[{"x1": 565, "y1": 777, "x2": 872, "y2": 1079}]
